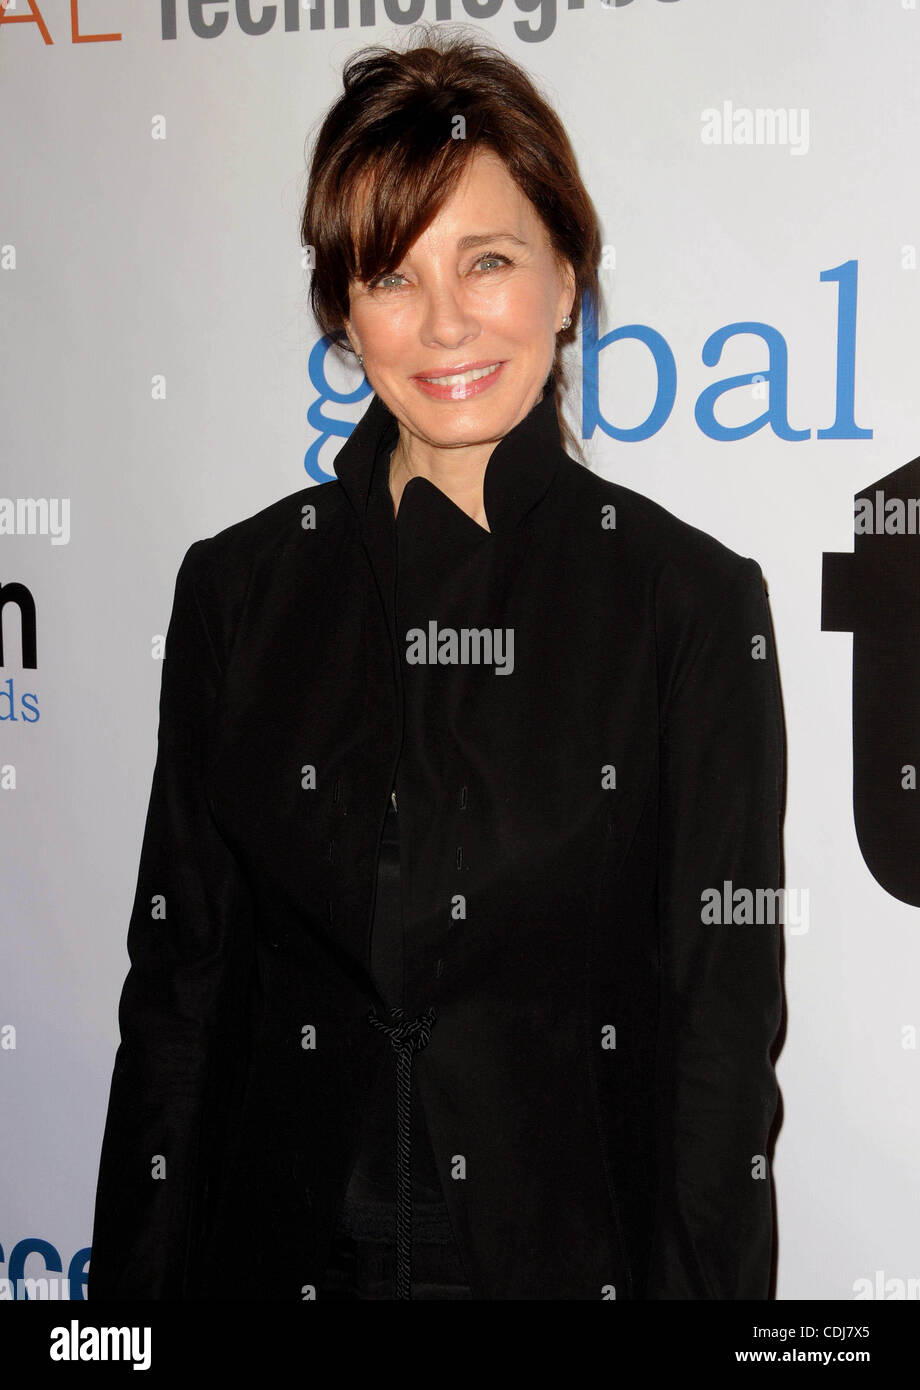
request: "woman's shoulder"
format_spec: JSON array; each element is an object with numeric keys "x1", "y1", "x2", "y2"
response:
[
  {"x1": 558, "y1": 459, "x2": 772, "y2": 717},
  {"x1": 194, "y1": 476, "x2": 346, "y2": 567},
  {"x1": 185, "y1": 475, "x2": 349, "y2": 580},
  {"x1": 168, "y1": 478, "x2": 345, "y2": 648},
  {"x1": 557, "y1": 453, "x2": 763, "y2": 608}
]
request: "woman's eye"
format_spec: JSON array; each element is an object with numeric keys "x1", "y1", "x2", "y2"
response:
[
  {"x1": 368, "y1": 271, "x2": 405, "y2": 290},
  {"x1": 368, "y1": 252, "x2": 512, "y2": 292},
  {"x1": 475, "y1": 252, "x2": 512, "y2": 273}
]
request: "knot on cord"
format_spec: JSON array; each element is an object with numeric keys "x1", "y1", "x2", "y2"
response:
[
  {"x1": 367, "y1": 1004, "x2": 437, "y2": 1055},
  {"x1": 365, "y1": 1003, "x2": 439, "y2": 1298}
]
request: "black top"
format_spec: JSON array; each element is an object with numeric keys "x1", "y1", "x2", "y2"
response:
[
  {"x1": 86, "y1": 373, "x2": 784, "y2": 1302},
  {"x1": 331, "y1": 791, "x2": 459, "y2": 1246}
]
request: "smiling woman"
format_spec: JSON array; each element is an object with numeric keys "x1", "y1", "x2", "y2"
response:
[
  {"x1": 300, "y1": 28, "x2": 599, "y2": 482},
  {"x1": 339, "y1": 148, "x2": 576, "y2": 530},
  {"x1": 89, "y1": 22, "x2": 786, "y2": 1304}
]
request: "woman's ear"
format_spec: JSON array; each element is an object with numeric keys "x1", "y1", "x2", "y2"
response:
[
  {"x1": 562, "y1": 259, "x2": 577, "y2": 322},
  {"x1": 342, "y1": 319, "x2": 360, "y2": 358}
]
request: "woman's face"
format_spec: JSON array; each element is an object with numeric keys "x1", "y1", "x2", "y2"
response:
[{"x1": 343, "y1": 149, "x2": 575, "y2": 455}]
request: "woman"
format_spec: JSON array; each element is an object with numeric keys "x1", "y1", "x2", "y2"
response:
[{"x1": 89, "y1": 27, "x2": 785, "y2": 1301}]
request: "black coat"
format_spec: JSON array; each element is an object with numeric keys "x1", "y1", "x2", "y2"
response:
[{"x1": 89, "y1": 374, "x2": 785, "y2": 1300}]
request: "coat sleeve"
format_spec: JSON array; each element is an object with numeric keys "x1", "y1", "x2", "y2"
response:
[
  {"x1": 645, "y1": 555, "x2": 785, "y2": 1299},
  {"x1": 89, "y1": 538, "x2": 254, "y2": 1299}
]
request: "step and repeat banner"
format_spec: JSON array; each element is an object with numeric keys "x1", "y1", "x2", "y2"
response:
[{"x1": 2, "y1": 0, "x2": 919, "y2": 1304}]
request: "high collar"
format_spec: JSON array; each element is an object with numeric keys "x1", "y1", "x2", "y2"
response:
[{"x1": 333, "y1": 373, "x2": 567, "y2": 537}]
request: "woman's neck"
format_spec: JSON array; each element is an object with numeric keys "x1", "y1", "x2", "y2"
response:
[
  {"x1": 385, "y1": 386, "x2": 545, "y2": 531},
  {"x1": 388, "y1": 439, "x2": 492, "y2": 531}
]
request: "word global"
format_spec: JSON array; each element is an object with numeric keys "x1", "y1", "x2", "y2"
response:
[
  {"x1": 405, "y1": 623, "x2": 514, "y2": 676},
  {"x1": 305, "y1": 259, "x2": 871, "y2": 480}
]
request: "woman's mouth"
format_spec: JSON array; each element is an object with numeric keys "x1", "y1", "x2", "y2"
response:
[{"x1": 412, "y1": 361, "x2": 506, "y2": 400}]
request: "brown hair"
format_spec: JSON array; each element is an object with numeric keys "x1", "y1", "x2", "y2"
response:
[{"x1": 299, "y1": 23, "x2": 602, "y2": 462}]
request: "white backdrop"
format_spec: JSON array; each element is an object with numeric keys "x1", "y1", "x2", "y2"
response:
[{"x1": 2, "y1": 0, "x2": 919, "y2": 1301}]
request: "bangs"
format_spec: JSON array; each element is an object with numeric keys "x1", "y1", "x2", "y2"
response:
[{"x1": 338, "y1": 133, "x2": 484, "y2": 288}]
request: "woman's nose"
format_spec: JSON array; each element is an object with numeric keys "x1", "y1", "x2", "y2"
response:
[{"x1": 418, "y1": 287, "x2": 479, "y2": 348}]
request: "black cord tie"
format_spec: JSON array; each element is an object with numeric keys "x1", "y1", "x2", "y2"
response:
[{"x1": 366, "y1": 1004, "x2": 438, "y2": 1300}]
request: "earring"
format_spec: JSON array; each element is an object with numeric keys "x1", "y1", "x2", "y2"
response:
[
  {"x1": 357, "y1": 353, "x2": 364, "y2": 365},
  {"x1": 560, "y1": 315, "x2": 572, "y2": 331}
]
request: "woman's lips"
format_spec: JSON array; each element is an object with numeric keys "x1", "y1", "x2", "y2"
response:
[{"x1": 411, "y1": 361, "x2": 506, "y2": 401}]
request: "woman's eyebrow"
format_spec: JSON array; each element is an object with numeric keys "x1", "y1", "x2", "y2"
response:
[{"x1": 456, "y1": 232, "x2": 528, "y2": 250}]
